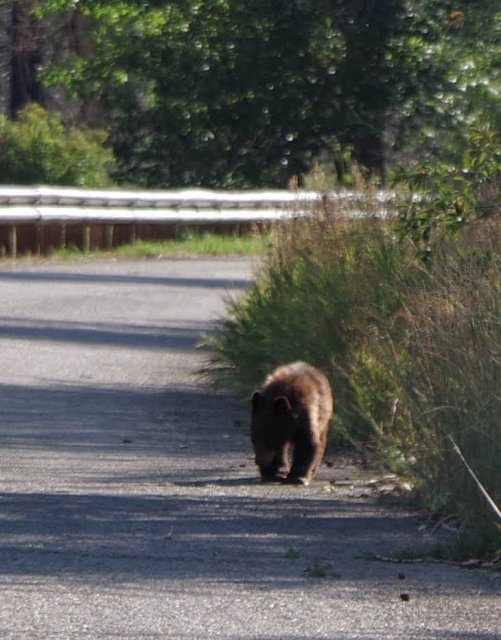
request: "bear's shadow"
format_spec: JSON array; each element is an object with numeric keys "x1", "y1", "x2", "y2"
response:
[{"x1": 172, "y1": 477, "x2": 261, "y2": 488}]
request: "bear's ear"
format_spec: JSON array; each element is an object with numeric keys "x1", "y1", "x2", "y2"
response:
[
  {"x1": 273, "y1": 396, "x2": 292, "y2": 416},
  {"x1": 251, "y1": 391, "x2": 262, "y2": 414}
]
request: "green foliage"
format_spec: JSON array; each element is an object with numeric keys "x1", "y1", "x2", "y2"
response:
[
  {"x1": 112, "y1": 231, "x2": 270, "y2": 258},
  {"x1": 395, "y1": 129, "x2": 501, "y2": 258},
  {"x1": 0, "y1": 104, "x2": 114, "y2": 186},
  {"x1": 34, "y1": 1, "x2": 501, "y2": 187},
  {"x1": 388, "y1": 2, "x2": 501, "y2": 168},
  {"x1": 46, "y1": 231, "x2": 270, "y2": 259}
]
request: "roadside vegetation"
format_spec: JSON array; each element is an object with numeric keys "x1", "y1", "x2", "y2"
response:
[
  {"x1": 46, "y1": 230, "x2": 270, "y2": 259},
  {"x1": 204, "y1": 132, "x2": 501, "y2": 559},
  {"x1": 0, "y1": 104, "x2": 114, "y2": 187}
]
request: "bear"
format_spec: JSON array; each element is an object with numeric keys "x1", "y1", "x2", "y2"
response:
[{"x1": 250, "y1": 361, "x2": 333, "y2": 485}]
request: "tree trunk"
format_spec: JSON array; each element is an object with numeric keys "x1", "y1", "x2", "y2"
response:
[
  {"x1": 335, "y1": 0, "x2": 404, "y2": 180},
  {"x1": 0, "y1": 2, "x2": 14, "y2": 115},
  {"x1": 9, "y1": 0, "x2": 42, "y2": 115}
]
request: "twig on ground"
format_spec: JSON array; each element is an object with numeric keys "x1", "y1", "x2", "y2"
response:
[
  {"x1": 447, "y1": 435, "x2": 501, "y2": 526},
  {"x1": 362, "y1": 552, "x2": 500, "y2": 569}
]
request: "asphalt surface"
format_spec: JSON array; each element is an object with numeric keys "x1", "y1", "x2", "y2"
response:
[{"x1": 0, "y1": 256, "x2": 499, "y2": 640}]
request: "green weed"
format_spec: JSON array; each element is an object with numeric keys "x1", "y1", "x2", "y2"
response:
[{"x1": 304, "y1": 557, "x2": 337, "y2": 579}]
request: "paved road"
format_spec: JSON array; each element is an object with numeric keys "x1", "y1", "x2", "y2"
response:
[{"x1": 0, "y1": 257, "x2": 499, "y2": 640}]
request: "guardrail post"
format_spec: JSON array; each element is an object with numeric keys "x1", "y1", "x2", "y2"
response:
[
  {"x1": 83, "y1": 224, "x2": 91, "y2": 253},
  {"x1": 105, "y1": 224, "x2": 114, "y2": 250},
  {"x1": 60, "y1": 223, "x2": 67, "y2": 249},
  {"x1": 35, "y1": 223, "x2": 43, "y2": 257},
  {"x1": 129, "y1": 223, "x2": 136, "y2": 244},
  {"x1": 8, "y1": 225, "x2": 17, "y2": 258}
]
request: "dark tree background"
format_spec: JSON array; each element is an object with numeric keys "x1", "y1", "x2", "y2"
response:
[{"x1": 1, "y1": 0, "x2": 500, "y2": 187}]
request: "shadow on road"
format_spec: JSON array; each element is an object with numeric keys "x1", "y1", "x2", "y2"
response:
[
  {"x1": 0, "y1": 489, "x2": 425, "y2": 582},
  {"x1": 0, "y1": 380, "x2": 440, "y2": 588},
  {"x1": 0, "y1": 382, "x2": 241, "y2": 455},
  {"x1": 0, "y1": 316, "x2": 211, "y2": 350},
  {"x1": 0, "y1": 485, "x2": 499, "y2": 604},
  {"x1": 0, "y1": 270, "x2": 251, "y2": 290}
]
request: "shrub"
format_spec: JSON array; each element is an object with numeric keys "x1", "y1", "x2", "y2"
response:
[
  {"x1": 395, "y1": 128, "x2": 501, "y2": 260},
  {"x1": 0, "y1": 103, "x2": 115, "y2": 186}
]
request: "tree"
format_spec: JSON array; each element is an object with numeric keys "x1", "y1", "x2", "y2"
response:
[
  {"x1": 34, "y1": 1, "x2": 501, "y2": 188},
  {"x1": 0, "y1": 1, "x2": 42, "y2": 117},
  {"x1": 38, "y1": 1, "x2": 349, "y2": 186},
  {"x1": 388, "y1": 1, "x2": 501, "y2": 171}
]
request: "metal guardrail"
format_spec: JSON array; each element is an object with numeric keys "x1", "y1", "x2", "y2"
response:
[
  {"x1": 0, "y1": 186, "x2": 395, "y2": 256},
  {"x1": 0, "y1": 186, "x2": 319, "y2": 223}
]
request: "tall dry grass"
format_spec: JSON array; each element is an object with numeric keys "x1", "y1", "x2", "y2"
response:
[
  {"x1": 380, "y1": 220, "x2": 501, "y2": 539},
  {"x1": 204, "y1": 195, "x2": 501, "y2": 554},
  {"x1": 204, "y1": 192, "x2": 406, "y2": 443}
]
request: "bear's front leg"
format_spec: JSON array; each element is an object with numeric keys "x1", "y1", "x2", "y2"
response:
[
  {"x1": 285, "y1": 434, "x2": 324, "y2": 486},
  {"x1": 259, "y1": 466, "x2": 284, "y2": 482},
  {"x1": 275, "y1": 441, "x2": 291, "y2": 478},
  {"x1": 255, "y1": 446, "x2": 287, "y2": 482}
]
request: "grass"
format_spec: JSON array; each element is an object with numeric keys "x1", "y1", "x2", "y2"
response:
[
  {"x1": 114, "y1": 231, "x2": 271, "y2": 257},
  {"x1": 47, "y1": 230, "x2": 271, "y2": 259},
  {"x1": 202, "y1": 205, "x2": 409, "y2": 444},
  {"x1": 202, "y1": 189, "x2": 501, "y2": 558},
  {"x1": 381, "y1": 229, "x2": 501, "y2": 550}
]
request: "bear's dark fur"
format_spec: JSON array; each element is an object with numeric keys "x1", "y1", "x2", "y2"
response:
[{"x1": 251, "y1": 361, "x2": 333, "y2": 485}]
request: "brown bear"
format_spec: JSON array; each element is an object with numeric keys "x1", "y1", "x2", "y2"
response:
[{"x1": 250, "y1": 361, "x2": 333, "y2": 485}]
